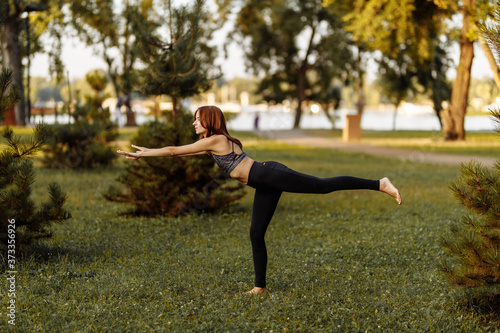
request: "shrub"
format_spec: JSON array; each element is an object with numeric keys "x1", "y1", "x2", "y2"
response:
[
  {"x1": 42, "y1": 70, "x2": 118, "y2": 169},
  {"x1": 105, "y1": 110, "x2": 245, "y2": 216},
  {"x1": 42, "y1": 110, "x2": 117, "y2": 169},
  {"x1": 440, "y1": 4, "x2": 500, "y2": 293},
  {"x1": 0, "y1": 68, "x2": 71, "y2": 250},
  {"x1": 440, "y1": 110, "x2": 500, "y2": 290}
]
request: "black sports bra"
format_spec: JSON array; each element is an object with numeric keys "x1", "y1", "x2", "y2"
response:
[{"x1": 211, "y1": 142, "x2": 248, "y2": 174}]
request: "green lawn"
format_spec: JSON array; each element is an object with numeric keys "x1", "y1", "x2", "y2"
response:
[{"x1": 1, "y1": 134, "x2": 499, "y2": 332}]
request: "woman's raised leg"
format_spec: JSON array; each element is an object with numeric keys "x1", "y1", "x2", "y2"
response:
[{"x1": 250, "y1": 162, "x2": 401, "y2": 204}]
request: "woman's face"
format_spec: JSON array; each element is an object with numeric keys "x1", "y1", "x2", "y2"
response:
[{"x1": 193, "y1": 112, "x2": 207, "y2": 136}]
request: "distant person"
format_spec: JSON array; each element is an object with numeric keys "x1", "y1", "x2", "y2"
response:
[
  {"x1": 254, "y1": 113, "x2": 260, "y2": 130},
  {"x1": 114, "y1": 97, "x2": 126, "y2": 128},
  {"x1": 117, "y1": 105, "x2": 401, "y2": 295}
]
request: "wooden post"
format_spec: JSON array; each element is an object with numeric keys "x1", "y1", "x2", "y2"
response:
[{"x1": 343, "y1": 114, "x2": 362, "y2": 141}]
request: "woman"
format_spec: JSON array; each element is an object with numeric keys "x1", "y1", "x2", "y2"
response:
[{"x1": 117, "y1": 105, "x2": 401, "y2": 295}]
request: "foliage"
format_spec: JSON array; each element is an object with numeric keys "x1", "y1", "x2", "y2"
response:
[
  {"x1": 42, "y1": 70, "x2": 117, "y2": 169},
  {"x1": 105, "y1": 110, "x2": 244, "y2": 217},
  {"x1": 231, "y1": 0, "x2": 353, "y2": 128},
  {"x1": 333, "y1": 0, "x2": 451, "y2": 62},
  {"x1": 441, "y1": 110, "x2": 500, "y2": 290},
  {"x1": 1, "y1": 0, "x2": 69, "y2": 125},
  {"x1": 326, "y1": 0, "x2": 453, "y2": 125},
  {"x1": 418, "y1": 43, "x2": 453, "y2": 124},
  {"x1": 68, "y1": 0, "x2": 158, "y2": 126},
  {"x1": 322, "y1": 0, "x2": 499, "y2": 140},
  {"x1": 29, "y1": 0, "x2": 67, "y2": 81},
  {"x1": 441, "y1": 4, "x2": 500, "y2": 291},
  {"x1": 135, "y1": 0, "x2": 220, "y2": 120},
  {"x1": 0, "y1": 68, "x2": 20, "y2": 122},
  {"x1": 481, "y1": 0, "x2": 500, "y2": 68},
  {"x1": 2, "y1": 139, "x2": 499, "y2": 331},
  {"x1": 41, "y1": 119, "x2": 117, "y2": 169},
  {"x1": 376, "y1": 51, "x2": 419, "y2": 109},
  {"x1": 0, "y1": 68, "x2": 70, "y2": 249}
]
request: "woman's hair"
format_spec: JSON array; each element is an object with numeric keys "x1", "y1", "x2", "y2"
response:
[{"x1": 194, "y1": 106, "x2": 242, "y2": 148}]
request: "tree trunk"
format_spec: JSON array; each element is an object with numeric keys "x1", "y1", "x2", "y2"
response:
[
  {"x1": 293, "y1": 24, "x2": 316, "y2": 129},
  {"x1": 355, "y1": 47, "x2": 365, "y2": 116},
  {"x1": 446, "y1": 0, "x2": 475, "y2": 141},
  {"x1": 104, "y1": 54, "x2": 136, "y2": 126},
  {"x1": 1, "y1": 15, "x2": 26, "y2": 126},
  {"x1": 122, "y1": 95, "x2": 135, "y2": 127},
  {"x1": 392, "y1": 103, "x2": 399, "y2": 131},
  {"x1": 477, "y1": 35, "x2": 500, "y2": 91},
  {"x1": 293, "y1": 65, "x2": 307, "y2": 129},
  {"x1": 172, "y1": 96, "x2": 178, "y2": 123}
]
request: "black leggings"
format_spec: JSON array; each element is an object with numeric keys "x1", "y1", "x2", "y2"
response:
[{"x1": 246, "y1": 161, "x2": 380, "y2": 288}]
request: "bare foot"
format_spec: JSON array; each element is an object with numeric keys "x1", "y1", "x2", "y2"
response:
[
  {"x1": 244, "y1": 287, "x2": 267, "y2": 295},
  {"x1": 379, "y1": 177, "x2": 402, "y2": 205}
]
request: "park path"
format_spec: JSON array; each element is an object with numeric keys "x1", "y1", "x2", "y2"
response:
[{"x1": 257, "y1": 129, "x2": 498, "y2": 168}]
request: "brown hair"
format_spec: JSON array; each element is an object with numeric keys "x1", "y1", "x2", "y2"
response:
[{"x1": 194, "y1": 106, "x2": 242, "y2": 148}]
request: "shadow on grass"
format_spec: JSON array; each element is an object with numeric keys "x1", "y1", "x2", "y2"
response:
[
  {"x1": 17, "y1": 242, "x2": 107, "y2": 266},
  {"x1": 0, "y1": 243, "x2": 105, "y2": 282},
  {"x1": 458, "y1": 293, "x2": 500, "y2": 327}
]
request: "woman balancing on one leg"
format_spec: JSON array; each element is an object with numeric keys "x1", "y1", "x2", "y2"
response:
[{"x1": 117, "y1": 105, "x2": 402, "y2": 295}]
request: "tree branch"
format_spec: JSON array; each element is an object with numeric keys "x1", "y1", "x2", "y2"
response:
[
  {"x1": 25, "y1": 2, "x2": 48, "y2": 12},
  {"x1": 478, "y1": 33, "x2": 500, "y2": 91},
  {"x1": 302, "y1": 23, "x2": 317, "y2": 67}
]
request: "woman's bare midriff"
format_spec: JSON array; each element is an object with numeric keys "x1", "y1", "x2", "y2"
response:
[{"x1": 229, "y1": 157, "x2": 255, "y2": 184}]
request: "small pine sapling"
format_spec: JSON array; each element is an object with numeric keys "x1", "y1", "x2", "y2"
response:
[
  {"x1": 441, "y1": 109, "x2": 500, "y2": 290},
  {"x1": 440, "y1": 2, "x2": 500, "y2": 293},
  {"x1": 0, "y1": 68, "x2": 71, "y2": 250},
  {"x1": 42, "y1": 69, "x2": 118, "y2": 169},
  {"x1": 105, "y1": 110, "x2": 244, "y2": 216}
]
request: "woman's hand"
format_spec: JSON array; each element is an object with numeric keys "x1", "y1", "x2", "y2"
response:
[{"x1": 117, "y1": 145, "x2": 148, "y2": 160}]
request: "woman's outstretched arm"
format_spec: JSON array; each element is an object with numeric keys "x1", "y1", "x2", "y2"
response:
[{"x1": 117, "y1": 136, "x2": 220, "y2": 160}]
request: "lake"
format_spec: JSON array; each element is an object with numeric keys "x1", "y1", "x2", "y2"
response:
[
  {"x1": 30, "y1": 108, "x2": 496, "y2": 132},
  {"x1": 227, "y1": 109, "x2": 496, "y2": 132}
]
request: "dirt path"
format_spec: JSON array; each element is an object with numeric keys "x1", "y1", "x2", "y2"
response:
[{"x1": 258, "y1": 130, "x2": 498, "y2": 168}]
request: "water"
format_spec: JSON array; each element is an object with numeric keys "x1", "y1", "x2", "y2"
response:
[
  {"x1": 227, "y1": 109, "x2": 496, "y2": 132},
  {"x1": 29, "y1": 109, "x2": 496, "y2": 132}
]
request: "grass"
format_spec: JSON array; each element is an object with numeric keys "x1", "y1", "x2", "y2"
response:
[
  {"x1": 305, "y1": 129, "x2": 500, "y2": 158},
  {"x1": 1, "y1": 132, "x2": 500, "y2": 332}
]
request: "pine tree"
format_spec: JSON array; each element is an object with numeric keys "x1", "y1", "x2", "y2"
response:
[
  {"x1": 103, "y1": 0, "x2": 243, "y2": 216},
  {"x1": 440, "y1": 2, "x2": 500, "y2": 291},
  {"x1": 134, "y1": 0, "x2": 220, "y2": 121},
  {"x1": 0, "y1": 68, "x2": 71, "y2": 250},
  {"x1": 441, "y1": 151, "x2": 500, "y2": 288},
  {"x1": 104, "y1": 110, "x2": 244, "y2": 216}
]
